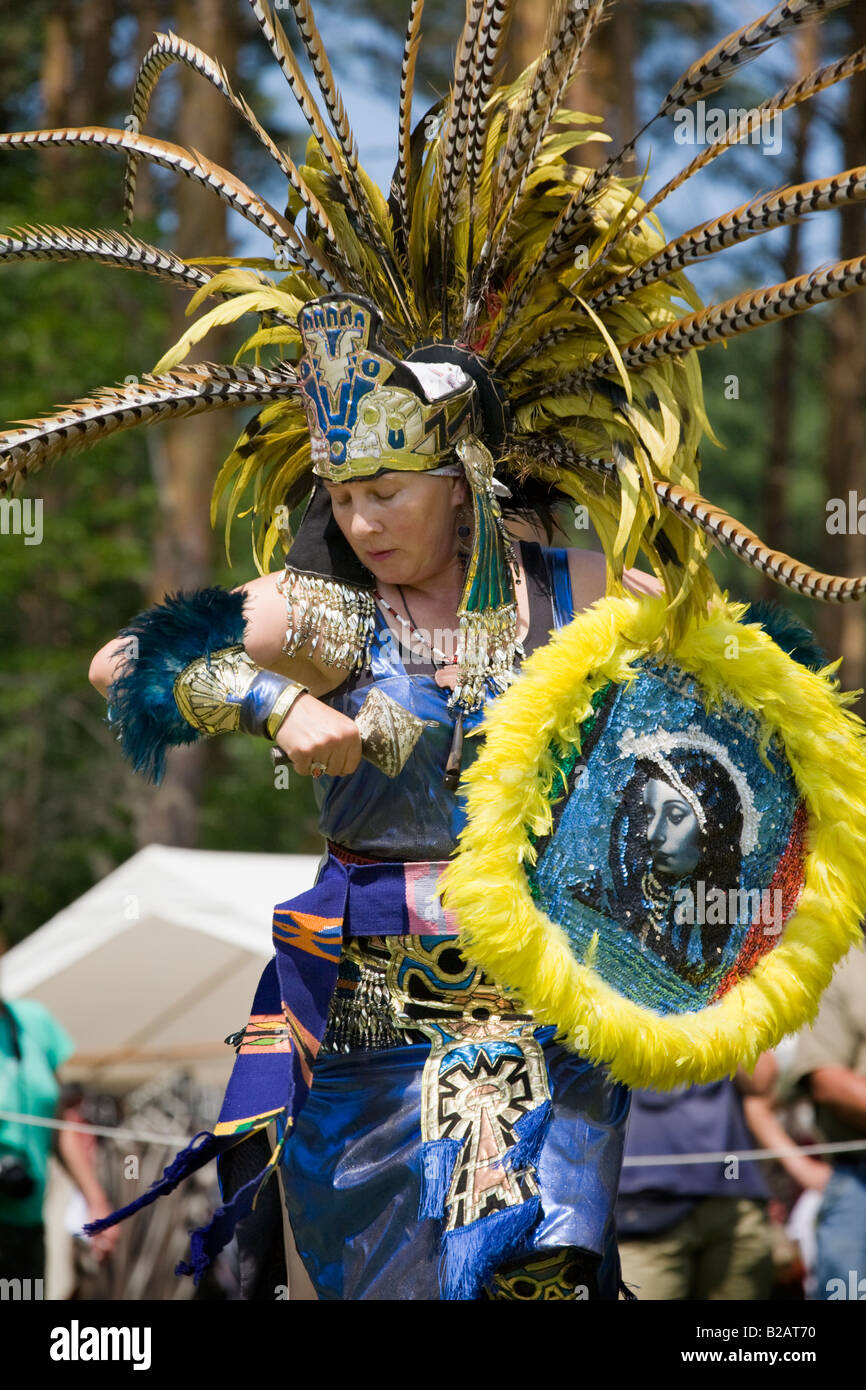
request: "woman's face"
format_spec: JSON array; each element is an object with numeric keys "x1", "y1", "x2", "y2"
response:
[
  {"x1": 324, "y1": 470, "x2": 467, "y2": 586},
  {"x1": 642, "y1": 777, "x2": 701, "y2": 878}
]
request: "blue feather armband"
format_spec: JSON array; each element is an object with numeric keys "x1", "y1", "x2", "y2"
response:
[{"x1": 106, "y1": 587, "x2": 248, "y2": 783}]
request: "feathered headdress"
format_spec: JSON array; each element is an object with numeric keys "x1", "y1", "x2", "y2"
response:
[{"x1": 2, "y1": 0, "x2": 865, "y2": 694}]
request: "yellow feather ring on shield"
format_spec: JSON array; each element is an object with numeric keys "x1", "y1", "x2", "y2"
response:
[{"x1": 439, "y1": 593, "x2": 866, "y2": 1091}]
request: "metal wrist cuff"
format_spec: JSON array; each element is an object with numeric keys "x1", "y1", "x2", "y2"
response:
[
  {"x1": 256, "y1": 673, "x2": 308, "y2": 740},
  {"x1": 173, "y1": 645, "x2": 308, "y2": 740}
]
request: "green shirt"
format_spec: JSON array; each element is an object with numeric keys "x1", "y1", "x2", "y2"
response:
[{"x1": 0, "y1": 1000, "x2": 75, "y2": 1227}]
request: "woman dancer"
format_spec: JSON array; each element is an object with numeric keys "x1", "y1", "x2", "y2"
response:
[
  {"x1": 5, "y1": 0, "x2": 866, "y2": 1299},
  {"x1": 89, "y1": 439, "x2": 661, "y2": 1301}
]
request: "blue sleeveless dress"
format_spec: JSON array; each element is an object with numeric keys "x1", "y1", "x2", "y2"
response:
[{"x1": 279, "y1": 542, "x2": 629, "y2": 1300}]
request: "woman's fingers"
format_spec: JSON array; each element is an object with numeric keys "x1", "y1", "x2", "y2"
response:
[
  {"x1": 319, "y1": 726, "x2": 362, "y2": 777},
  {"x1": 274, "y1": 694, "x2": 362, "y2": 777},
  {"x1": 293, "y1": 734, "x2": 360, "y2": 778}
]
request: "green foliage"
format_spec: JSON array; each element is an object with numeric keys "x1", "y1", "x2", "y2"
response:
[{"x1": 0, "y1": 19, "x2": 321, "y2": 944}]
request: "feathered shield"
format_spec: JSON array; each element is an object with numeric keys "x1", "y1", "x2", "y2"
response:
[{"x1": 440, "y1": 594, "x2": 866, "y2": 1089}]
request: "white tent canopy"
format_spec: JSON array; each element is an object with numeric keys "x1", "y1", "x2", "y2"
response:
[{"x1": 1, "y1": 844, "x2": 322, "y2": 1087}]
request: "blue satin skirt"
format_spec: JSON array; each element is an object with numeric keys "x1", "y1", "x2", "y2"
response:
[{"x1": 280, "y1": 1028, "x2": 629, "y2": 1301}]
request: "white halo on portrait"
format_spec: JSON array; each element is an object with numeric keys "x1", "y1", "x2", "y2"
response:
[{"x1": 616, "y1": 723, "x2": 761, "y2": 857}]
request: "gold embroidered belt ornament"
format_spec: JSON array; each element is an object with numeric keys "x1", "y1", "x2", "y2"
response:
[{"x1": 174, "y1": 646, "x2": 432, "y2": 778}]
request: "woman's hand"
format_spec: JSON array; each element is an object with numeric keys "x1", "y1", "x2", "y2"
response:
[
  {"x1": 85, "y1": 1194, "x2": 120, "y2": 1259},
  {"x1": 789, "y1": 1156, "x2": 832, "y2": 1193},
  {"x1": 274, "y1": 692, "x2": 362, "y2": 777}
]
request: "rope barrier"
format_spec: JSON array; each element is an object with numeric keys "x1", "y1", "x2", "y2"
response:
[
  {"x1": 0, "y1": 1108, "x2": 192, "y2": 1148},
  {"x1": 2, "y1": 1107, "x2": 865, "y2": 1163},
  {"x1": 622, "y1": 1138, "x2": 866, "y2": 1166}
]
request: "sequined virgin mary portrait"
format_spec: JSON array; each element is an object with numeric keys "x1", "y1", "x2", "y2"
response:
[
  {"x1": 522, "y1": 658, "x2": 807, "y2": 1017},
  {"x1": 570, "y1": 738, "x2": 750, "y2": 985}
]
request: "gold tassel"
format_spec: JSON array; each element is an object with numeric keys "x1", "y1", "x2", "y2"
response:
[{"x1": 451, "y1": 601, "x2": 519, "y2": 713}]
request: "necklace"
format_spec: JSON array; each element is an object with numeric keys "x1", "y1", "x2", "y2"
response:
[
  {"x1": 374, "y1": 585, "x2": 464, "y2": 792},
  {"x1": 636, "y1": 867, "x2": 674, "y2": 950},
  {"x1": 374, "y1": 588, "x2": 458, "y2": 667}
]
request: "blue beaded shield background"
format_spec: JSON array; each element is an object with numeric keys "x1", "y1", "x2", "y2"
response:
[{"x1": 528, "y1": 660, "x2": 804, "y2": 1015}]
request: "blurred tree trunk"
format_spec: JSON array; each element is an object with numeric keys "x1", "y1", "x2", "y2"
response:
[
  {"x1": 68, "y1": 0, "x2": 117, "y2": 127},
  {"x1": 818, "y1": 4, "x2": 866, "y2": 711},
  {"x1": 2, "y1": 3, "x2": 125, "y2": 913},
  {"x1": 40, "y1": 0, "x2": 75, "y2": 184},
  {"x1": 41, "y1": 0, "x2": 118, "y2": 182},
  {"x1": 138, "y1": 0, "x2": 238, "y2": 848},
  {"x1": 759, "y1": 24, "x2": 818, "y2": 600},
  {"x1": 41, "y1": 0, "x2": 74, "y2": 124}
]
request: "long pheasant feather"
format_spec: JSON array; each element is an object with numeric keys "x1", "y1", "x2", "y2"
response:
[
  {"x1": 612, "y1": 43, "x2": 866, "y2": 256},
  {"x1": 440, "y1": 0, "x2": 484, "y2": 221},
  {"x1": 542, "y1": 253, "x2": 866, "y2": 393},
  {"x1": 495, "y1": 2, "x2": 855, "y2": 344},
  {"x1": 660, "y1": 0, "x2": 851, "y2": 115},
  {"x1": 395, "y1": 0, "x2": 425, "y2": 244},
  {"x1": 265, "y1": 0, "x2": 413, "y2": 324},
  {"x1": 460, "y1": 0, "x2": 516, "y2": 310},
  {"x1": 461, "y1": 0, "x2": 516, "y2": 309},
  {"x1": 122, "y1": 31, "x2": 344, "y2": 264},
  {"x1": 284, "y1": 0, "x2": 397, "y2": 255},
  {"x1": 589, "y1": 166, "x2": 866, "y2": 311},
  {"x1": 0, "y1": 224, "x2": 216, "y2": 293},
  {"x1": 465, "y1": 0, "x2": 514, "y2": 194},
  {"x1": 492, "y1": 0, "x2": 605, "y2": 220},
  {"x1": 439, "y1": 0, "x2": 485, "y2": 332},
  {"x1": 654, "y1": 478, "x2": 866, "y2": 601},
  {"x1": 123, "y1": 31, "x2": 232, "y2": 227},
  {"x1": 465, "y1": 1, "x2": 607, "y2": 341},
  {"x1": 124, "y1": 35, "x2": 345, "y2": 261},
  {"x1": 231, "y1": 90, "x2": 350, "y2": 264},
  {"x1": 285, "y1": 0, "x2": 358, "y2": 175},
  {"x1": 0, "y1": 362, "x2": 299, "y2": 488},
  {"x1": 514, "y1": 433, "x2": 866, "y2": 601},
  {"x1": 245, "y1": 0, "x2": 359, "y2": 216},
  {"x1": 0, "y1": 126, "x2": 342, "y2": 290},
  {"x1": 592, "y1": 1, "x2": 855, "y2": 244},
  {"x1": 0, "y1": 224, "x2": 304, "y2": 326}
]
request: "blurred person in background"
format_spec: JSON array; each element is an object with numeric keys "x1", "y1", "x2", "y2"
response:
[
  {"x1": 0, "y1": 932, "x2": 117, "y2": 1287},
  {"x1": 616, "y1": 1061, "x2": 779, "y2": 1300},
  {"x1": 734, "y1": 1050, "x2": 831, "y2": 1299},
  {"x1": 791, "y1": 927, "x2": 866, "y2": 1300}
]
